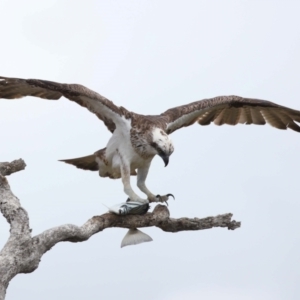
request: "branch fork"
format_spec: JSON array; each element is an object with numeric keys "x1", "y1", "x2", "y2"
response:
[{"x1": 0, "y1": 159, "x2": 241, "y2": 300}]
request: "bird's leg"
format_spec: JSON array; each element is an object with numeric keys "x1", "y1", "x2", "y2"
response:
[
  {"x1": 137, "y1": 167, "x2": 175, "y2": 205},
  {"x1": 119, "y1": 152, "x2": 148, "y2": 204}
]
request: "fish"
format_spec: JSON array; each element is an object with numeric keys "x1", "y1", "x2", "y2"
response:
[
  {"x1": 107, "y1": 201, "x2": 150, "y2": 215},
  {"x1": 105, "y1": 201, "x2": 153, "y2": 247}
]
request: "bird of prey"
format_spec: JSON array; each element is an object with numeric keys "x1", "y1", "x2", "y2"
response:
[{"x1": 1, "y1": 75, "x2": 300, "y2": 246}]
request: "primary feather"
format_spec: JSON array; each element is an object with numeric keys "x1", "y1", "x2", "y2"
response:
[{"x1": 2, "y1": 75, "x2": 300, "y2": 247}]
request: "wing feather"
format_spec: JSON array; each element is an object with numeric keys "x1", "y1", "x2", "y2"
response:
[
  {"x1": 276, "y1": 111, "x2": 300, "y2": 132},
  {"x1": 225, "y1": 107, "x2": 241, "y2": 125},
  {"x1": 238, "y1": 106, "x2": 252, "y2": 124},
  {"x1": 161, "y1": 95, "x2": 300, "y2": 134},
  {"x1": 250, "y1": 108, "x2": 265, "y2": 125},
  {"x1": 198, "y1": 109, "x2": 222, "y2": 125},
  {"x1": 213, "y1": 108, "x2": 227, "y2": 126},
  {"x1": 215, "y1": 107, "x2": 241, "y2": 126},
  {"x1": 0, "y1": 76, "x2": 130, "y2": 133},
  {"x1": 289, "y1": 111, "x2": 300, "y2": 123},
  {"x1": 260, "y1": 109, "x2": 286, "y2": 130}
]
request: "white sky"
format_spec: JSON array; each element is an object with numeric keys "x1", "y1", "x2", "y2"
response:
[{"x1": 1, "y1": 1, "x2": 300, "y2": 299}]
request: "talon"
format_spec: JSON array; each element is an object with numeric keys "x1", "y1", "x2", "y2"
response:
[
  {"x1": 167, "y1": 193, "x2": 175, "y2": 200},
  {"x1": 153, "y1": 194, "x2": 174, "y2": 206},
  {"x1": 126, "y1": 198, "x2": 130, "y2": 202}
]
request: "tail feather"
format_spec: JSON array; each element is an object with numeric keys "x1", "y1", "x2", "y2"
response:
[
  {"x1": 59, "y1": 154, "x2": 98, "y2": 171},
  {"x1": 121, "y1": 229, "x2": 153, "y2": 248}
]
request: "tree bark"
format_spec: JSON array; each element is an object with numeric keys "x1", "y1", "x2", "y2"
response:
[{"x1": 0, "y1": 159, "x2": 241, "y2": 300}]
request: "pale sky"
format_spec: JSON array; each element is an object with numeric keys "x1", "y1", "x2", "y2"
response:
[{"x1": 1, "y1": 1, "x2": 300, "y2": 299}]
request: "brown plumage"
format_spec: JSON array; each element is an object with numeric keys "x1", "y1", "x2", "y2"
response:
[
  {"x1": 59, "y1": 154, "x2": 99, "y2": 171},
  {"x1": 160, "y1": 96, "x2": 300, "y2": 133},
  {"x1": 1, "y1": 76, "x2": 300, "y2": 135},
  {"x1": 1, "y1": 75, "x2": 300, "y2": 195},
  {"x1": 2, "y1": 75, "x2": 300, "y2": 247}
]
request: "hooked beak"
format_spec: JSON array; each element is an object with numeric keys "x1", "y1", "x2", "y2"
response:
[{"x1": 160, "y1": 154, "x2": 169, "y2": 167}]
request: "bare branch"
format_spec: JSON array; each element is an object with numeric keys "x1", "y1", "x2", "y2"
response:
[
  {"x1": 0, "y1": 160, "x2": 31, "y2": 300},
  {"x1": 158, "y1": 211, "x2": 241, "y2": 232},
  {"x1": 0, "y1": 159, "x2": 26, "y2": 176},
  {"x1": 0, "y1": 159, "x2": 241, "y2": 299},
  {"x1": 34, "y1": 204, "x2": 240, "y2": 255}
]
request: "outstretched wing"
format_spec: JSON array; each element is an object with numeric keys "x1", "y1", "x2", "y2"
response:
[
  {"x1": 0, "y1": 76, "x2": 130, "y2": 133},
  {"x1": 161, "y1": 95, "x2": 300, "y2": 134}
]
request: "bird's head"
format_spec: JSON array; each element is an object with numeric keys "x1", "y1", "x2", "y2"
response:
[{"x1": 150, "y1": 128, "x2": 174, "y2": 167}]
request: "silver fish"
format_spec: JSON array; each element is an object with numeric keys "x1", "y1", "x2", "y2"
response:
[
  {"x1": 108, "y1": 201, "x2": 150, "y2": 215},
  {"x1": 105, "y1": 201, "x2": 152, "y2": 247}
]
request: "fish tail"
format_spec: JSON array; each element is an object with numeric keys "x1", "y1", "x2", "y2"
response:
[{"x1": 121, "y1": 228, "x2": 153, "y2": 248}]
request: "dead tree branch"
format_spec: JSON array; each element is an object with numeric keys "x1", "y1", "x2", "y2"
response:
[
  {"x1": 0, "y1": 159, "x2": 241, "y2": 300},
  {"x1": 0, "y1": 159, "x2": 26, "y2": 176}
]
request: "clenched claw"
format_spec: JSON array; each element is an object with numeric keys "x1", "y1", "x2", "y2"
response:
[
  {"x1": 152, "y1": 193, "x2": 175, "y2": 206},
  {"x1": 167, "y1": 193, "x2": 175, "y2": 200}
]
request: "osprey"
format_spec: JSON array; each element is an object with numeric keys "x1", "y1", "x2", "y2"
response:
[{"x1": 1, "y1": 76, "x2": 300, "y2": 246}]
